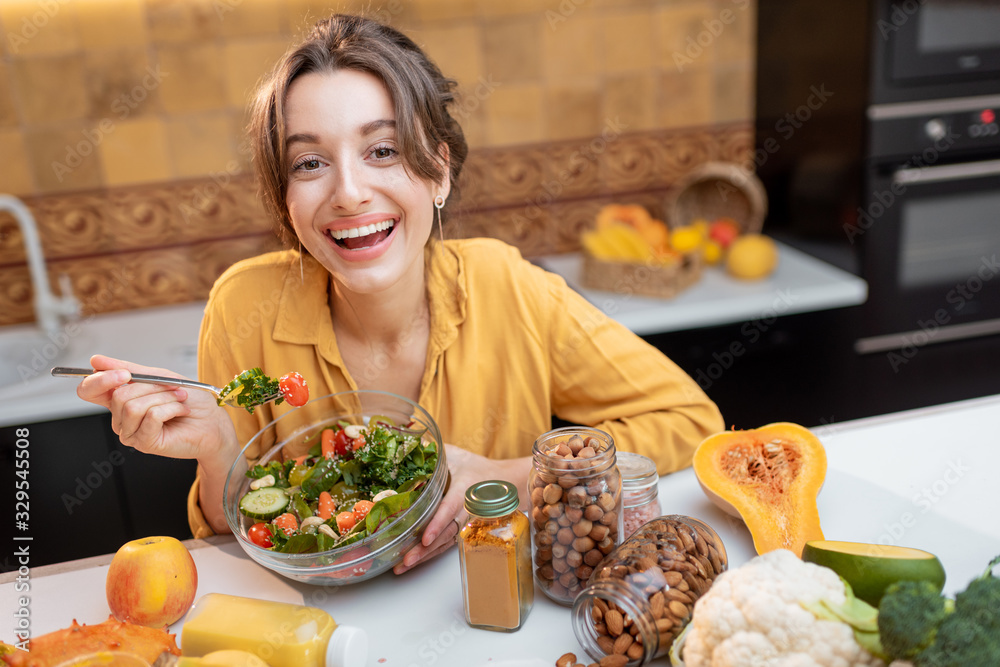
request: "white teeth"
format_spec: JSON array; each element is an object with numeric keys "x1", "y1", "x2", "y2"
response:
[{"x1": 329, "y1": 219, "x2": 394, "y2": 240}]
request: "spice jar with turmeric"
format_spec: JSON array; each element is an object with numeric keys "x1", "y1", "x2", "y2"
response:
[{"x1": 458, "y1": 480, "x2": 534, "y2": 632}]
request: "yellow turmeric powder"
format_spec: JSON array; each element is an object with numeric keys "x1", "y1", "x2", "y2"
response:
[{"x1": 458, "y1": 481, "x2": 534, "y2": 632}]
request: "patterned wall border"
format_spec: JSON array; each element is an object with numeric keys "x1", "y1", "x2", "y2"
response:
[{"x1": 0, "y1": 122, "x2": 752, "y2": 327}]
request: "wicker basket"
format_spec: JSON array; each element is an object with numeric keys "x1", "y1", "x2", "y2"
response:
[
  {"x1": 666, "y1": 162, "x2": 768, "y2": 234},
  {"x1": 581, "y1": 251, "x2": 702, "y2": 299}
]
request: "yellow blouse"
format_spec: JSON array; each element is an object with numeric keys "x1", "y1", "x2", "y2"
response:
[{"x1": 187, "y1": 238, "x2": 724, "y2": 536}]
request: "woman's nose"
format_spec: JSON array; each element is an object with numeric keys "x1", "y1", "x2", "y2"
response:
[{"x1": 328, "y1": 161, "x2": 372, "y2": 211}]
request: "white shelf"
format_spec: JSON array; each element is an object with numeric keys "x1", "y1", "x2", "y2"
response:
[{"x1": 534, "y1": 242, "x2": 868, "y2": 335}]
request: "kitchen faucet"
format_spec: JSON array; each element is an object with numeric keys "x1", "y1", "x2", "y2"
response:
[{"x1": 0, "y1": 194, "x2": 80, "y2": 338}]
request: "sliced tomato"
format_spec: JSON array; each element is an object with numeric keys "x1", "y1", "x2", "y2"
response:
[
  {"x1": 352, "y1": 500, "x2": 375, "y2": 524},
  {"x1": 278, "y1": 372, "x2": 309, "y2": 407},
  {"x1": 248, "y1": 522, "x2": 273, "y2": 548}
]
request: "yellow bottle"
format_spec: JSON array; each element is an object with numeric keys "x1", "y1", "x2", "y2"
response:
[
  {"x1": 179, "y1": 594, "x2": 367, "y2": 667},
  {"x1": 152, "y1": 650, "x2": 270, "y2": 667}
]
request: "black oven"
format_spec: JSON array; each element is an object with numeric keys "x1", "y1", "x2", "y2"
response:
[
  {"x1": 872, "y1": 0, "x2": 1000, "y2": 104},
  {"x1": 856, "y1": 0, "x2": 1000, "y2": 354},
  {"x1": 885, "y1": 0, "x2": 1000, "y2": 86}
]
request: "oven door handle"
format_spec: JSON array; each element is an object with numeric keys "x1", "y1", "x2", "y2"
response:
[{"x1": 893, "y1": 158, "x2": 1000, "y2": 185}]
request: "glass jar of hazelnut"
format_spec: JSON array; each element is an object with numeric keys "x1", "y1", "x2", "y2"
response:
[{"x1": 528, "y1": 426, "x2": 624, "y2": 606}]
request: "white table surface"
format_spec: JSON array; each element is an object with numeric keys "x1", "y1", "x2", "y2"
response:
[
  {"x1": 534, "y1": 243, "x2": 868, "y2": 336},
  {"x1": 0, "y1": 302, "x2": 206, "y2": 428},
  {"x1": 4, "y1": 394, "x2": 999, "y2": 666}
]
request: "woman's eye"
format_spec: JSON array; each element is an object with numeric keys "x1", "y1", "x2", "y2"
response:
[
  {"x1": 292, "y1": 158, "x2": 321, "y2": 172},
  {"x1": 371, "y1": 146, "x2": 397, "y2": 160}
]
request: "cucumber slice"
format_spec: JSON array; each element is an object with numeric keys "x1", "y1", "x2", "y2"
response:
[{"x1": 239, "y1": 487, "x2": 289, "y2": 521}]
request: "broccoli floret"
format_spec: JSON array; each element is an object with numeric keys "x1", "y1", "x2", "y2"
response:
[
  {"x1": 878, "y1": 580, "x2": 952, "y2": 660},
  {"x1": 877, "y1": 554, "x2": 1000, "y2": 667},
  {"x1": 916, "y1": 564, "x2": 1000, "y2": 667}
]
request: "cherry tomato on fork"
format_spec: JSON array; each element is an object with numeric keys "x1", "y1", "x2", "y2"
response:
[
  {"x1": 278, "y1": 372, "x2": 309, "y2": 407},
  {"x1": 248, "y1": 522, "x2": 273, "y2": 548}
]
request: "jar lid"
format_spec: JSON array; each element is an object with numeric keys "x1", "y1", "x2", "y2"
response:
[
  {"x1": 617, "y1": 451, "x2": 658, "y2": 491},
  {"x1": 465, "y1": 480, "x2": 519, "y2": 517}
]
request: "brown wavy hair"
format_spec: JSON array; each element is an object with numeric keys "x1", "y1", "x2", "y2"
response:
[{"x1": 248, "y1": 14, "x2": 468, "y2": 247}]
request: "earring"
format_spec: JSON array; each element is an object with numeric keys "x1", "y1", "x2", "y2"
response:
[
  {"x1": 434, "y1": 194, "x2": 446, "y2": 243},
  {"x1": 298, "y1": 241, "x2": 304, "y2": 284}
]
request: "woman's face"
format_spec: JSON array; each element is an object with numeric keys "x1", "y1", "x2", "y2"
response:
[{"x1": 283, "y1": 69, "x2": 447, "y2": 296}]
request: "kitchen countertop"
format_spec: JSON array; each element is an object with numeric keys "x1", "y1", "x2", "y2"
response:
[
  {"x1": 534, "y1": 242, "x2": 868, "y2": 336},
  {"x1": 0, "y1": 302, "x2": 206, "y2": 428},
  {"x1": 4, "y1": 393, "x2": 998, "y2": 666}
]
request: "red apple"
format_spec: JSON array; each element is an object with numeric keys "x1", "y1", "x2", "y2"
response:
[
  {"x1": 709, "y1": 218, "x2": 742, "y2": 249},
  {"x1": 106, "y1": 536, "x2": 198, "y2": 628}
]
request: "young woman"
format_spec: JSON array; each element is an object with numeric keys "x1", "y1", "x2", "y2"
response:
[{"x1": 78, "y1": 15, "x2": 724, "y2": 574}]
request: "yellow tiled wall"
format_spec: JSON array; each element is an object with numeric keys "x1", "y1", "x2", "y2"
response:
[{"x1": 0, "y1": 0, "x2": 756, "y2": 197}]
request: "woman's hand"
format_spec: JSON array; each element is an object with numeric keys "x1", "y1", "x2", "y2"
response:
[
  {"x1": 393, "y1": 444, "x2": 531, "y2": 575},
  {"x1": 78, "y1": 354, "x2": 240, "y2": 533},
  {"x1": 78, "y1": 354, "x2": 235, "y2": 462}
]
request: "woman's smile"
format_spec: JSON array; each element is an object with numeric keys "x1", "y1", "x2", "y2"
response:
[
  {"x1": 323, "y1": 213, "x2": 399, "y2": 262},
  {"x1": 283, "y1": 68, "x2": 443, "y2": 294}
]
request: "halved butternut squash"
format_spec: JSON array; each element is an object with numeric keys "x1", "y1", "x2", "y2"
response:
[{"x1": 693, "y1": 422, "x2": 826, "y2": 557}]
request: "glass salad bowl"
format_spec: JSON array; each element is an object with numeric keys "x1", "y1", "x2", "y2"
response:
[{"x1": 224, "y1": 390, "x2": 447, "y2": 585}]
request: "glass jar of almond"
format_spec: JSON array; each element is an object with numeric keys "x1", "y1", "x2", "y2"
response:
[
  {"x1": 569, "y1": 515, "x2": 728, "y2": 664},
  {"x1": 528, "y1": 427, "x2": 624, "y2": 606}
]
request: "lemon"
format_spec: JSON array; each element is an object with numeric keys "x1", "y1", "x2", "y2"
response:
[
  {"x1": 726, "y1": 234, "x2": 778, "y2": 280},
  {"x1": 669, "y1": 226, "x2": 704, "y2": 254},
  {"x1": 701, "y1": 239, "x2": 723, "y2": 265}
]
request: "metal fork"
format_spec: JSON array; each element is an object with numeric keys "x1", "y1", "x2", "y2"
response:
[{"x1": 50, "y1": 366, "x2": 282, "y2": 408}]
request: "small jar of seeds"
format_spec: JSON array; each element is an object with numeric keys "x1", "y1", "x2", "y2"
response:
[
  {"x1": 528, "y1": 426, "x2": 624, "y2": 606},
  {"x1": 570, "y1": 515, "x2": 727, "y2": 664},
  {"x1": 617, "y1": 452, "x2": 661, "y2": 539}
]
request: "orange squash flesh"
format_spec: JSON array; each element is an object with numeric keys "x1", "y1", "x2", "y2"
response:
[{"x1": 693, "y1": 422, "x2": 826, "y2": 557}]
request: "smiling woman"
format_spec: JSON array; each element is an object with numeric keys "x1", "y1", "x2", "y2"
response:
[{"x1": 73, "y1": 13, "x2": 725, "y2": 578}]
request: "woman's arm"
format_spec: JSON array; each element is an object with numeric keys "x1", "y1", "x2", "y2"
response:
[{"x1": 544, "y1": 271, "x2": 725, "y2": 472}]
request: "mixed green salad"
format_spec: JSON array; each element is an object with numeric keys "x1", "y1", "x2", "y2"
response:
[
  {"x1": 238, "y1": 416, "x2": 438, "y2": 555},
  {"x1": 218, "y1": 368, "x2": 309, "y2": 413}
]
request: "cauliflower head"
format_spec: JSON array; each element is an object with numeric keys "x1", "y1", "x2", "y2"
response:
[{"x1": 682, "y1": 550, "x2": 885, "y2": 667}]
